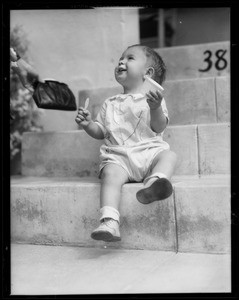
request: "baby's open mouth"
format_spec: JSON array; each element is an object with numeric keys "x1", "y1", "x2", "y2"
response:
[{"x1": 117, "y1": 67, "x2": 127, "y2": 72}]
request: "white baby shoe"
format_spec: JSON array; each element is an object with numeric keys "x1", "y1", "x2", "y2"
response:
[{"x1": 91, "y1": 218, "x2": 121, "y2": 242}]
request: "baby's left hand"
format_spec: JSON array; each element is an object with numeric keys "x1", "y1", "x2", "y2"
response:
[{"x1": 146, "y1": 90, "x2": 163, "y2": 110}]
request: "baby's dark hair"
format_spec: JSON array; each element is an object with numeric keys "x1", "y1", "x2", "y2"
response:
[{"x1": 128, "y1": 44, "x2": 166, "y2": 85}]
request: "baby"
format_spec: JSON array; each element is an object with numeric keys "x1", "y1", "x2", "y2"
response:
[{"x1": 75, "y1": 44, "x2": 177, "y2": 242}]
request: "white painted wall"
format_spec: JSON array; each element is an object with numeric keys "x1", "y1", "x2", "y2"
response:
[{"x1": 11, "y1": 8, "x2": 140, "y2": 131}]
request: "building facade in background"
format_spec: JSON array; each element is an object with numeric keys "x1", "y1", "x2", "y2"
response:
[
  {"x1": 10, "y1": 7, "x2": 230, "y2": 131},
  {"x1": 140, "y1": 7, "x2": 230, "y2": 48}
]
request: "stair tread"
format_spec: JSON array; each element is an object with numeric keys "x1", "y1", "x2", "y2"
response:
[
  {"x1": 11, "y1": 174, "x2": 230, "y2": 187},
  {"x1": 166, "y1": 75, "x2": 229, "y2": 83}
]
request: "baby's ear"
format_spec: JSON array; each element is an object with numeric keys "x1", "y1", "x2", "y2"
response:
[{"x1": 145, "y1": 67, "x2": 155, "y2": 78}]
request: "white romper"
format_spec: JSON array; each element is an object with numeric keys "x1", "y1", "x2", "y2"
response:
[{"x1": 95, "y1": 93, "x2": 170, "y2": 182}]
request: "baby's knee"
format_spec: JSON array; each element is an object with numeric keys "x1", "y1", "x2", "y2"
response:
[
  {"x1": 168, "y1": 150, "x2": 177, "y2": 162},
  {"x1": 161, "y1": 150, "x2": 178, "y2": 165},
  {"x1": 101, "y1": 165, "x2": 127, "y2": 185}
]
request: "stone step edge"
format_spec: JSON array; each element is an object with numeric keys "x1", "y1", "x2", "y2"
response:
[
  {"x1": 11, "y1": 174, "x2": 230, "y2": 187},
  {"x1": 79, "y1": 75, "x2": 230, "y2": 93},
  {"x1": 155, "y1": 40, "x2": 230, "y2": 51},
  {"x1": 22, "y1": 122, "x2": 230, "y2": 135},
  {"x1": 165, "y1": 75, "x2": 229, "y2": 84}
]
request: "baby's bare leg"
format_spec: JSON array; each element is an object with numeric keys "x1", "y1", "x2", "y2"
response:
[
  {"x1": 146, "y1": 150, "x2": 178, "y2": 185},
  {"x1": 100, "y1": 163, "x2": 129, "y2": 211},
  {"x1": 136, "y1": 150, "x2": 177, "y2": 204},
  {"x1": 91, "y1": 164, "x2": 129, "y2": 241}
]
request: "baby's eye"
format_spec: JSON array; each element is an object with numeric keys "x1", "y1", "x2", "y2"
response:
[{"x1": 128, "y1": 56, "x2": 134, "y2": 60}]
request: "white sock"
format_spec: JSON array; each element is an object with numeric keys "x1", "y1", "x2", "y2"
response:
[
  {"x1": 100, "y1": 206, "x2": 120, "y2": 223},
  {"x1": 144, "y1": 172, "x2": 168, "y2": 187}
]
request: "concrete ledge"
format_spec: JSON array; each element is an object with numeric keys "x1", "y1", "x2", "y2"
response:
[
  {"x1": 11, "y1": 175, "x2": 230, "y2": 253},
  {"x1": 164, "y1": 125, "x2": 198, "y2": 175},
  {"x1": 164, "y1": 77, "x2": 217, "y2": 125},
  {"x1": 174, "y1": 179, "x2": 231, "y2": 253},
  {"x1": 157, "y1": 41, "x2": 230, "y2": 80},
  {"x1": 11, "y1": 177, "x2": 176, "y2": 252},
  {"x1": 215, "y1": 76, "x2": 230, "y2": 122},
  {"x1": 22, "y1": 131, "x2": 103, "y2": 177},
  {"x1": 198, "y1": 123, "x2": 230, "y2": 174}
]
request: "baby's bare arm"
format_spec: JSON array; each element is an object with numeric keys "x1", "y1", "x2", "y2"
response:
[
  {"x1": 75, "y1": 108, "x2": 104, "y2": 140},
  {"x1": 83, "y1": 121, "x2": 105, "y2": 140},
  {"x1": 150, "y1": 106, "x2": 167, "y2": 133},
  {"x1": 146, "y1": 90, "x2": 167, "y2": 133}
]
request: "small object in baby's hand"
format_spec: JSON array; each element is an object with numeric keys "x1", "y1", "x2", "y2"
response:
[
  {"x1": 84, "y1": 98, "x2": 90, "y2": 110},
  {"x1": 140, "y1": 75, "x2": 164, "y2": 95},
  {"x1": 43, "y1": 78, "x2": 58, "y2": 82}
]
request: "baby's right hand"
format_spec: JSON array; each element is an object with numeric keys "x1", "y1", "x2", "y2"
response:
[{"x1": 75, "y1": 107, "x2": 92, "y2": 127}]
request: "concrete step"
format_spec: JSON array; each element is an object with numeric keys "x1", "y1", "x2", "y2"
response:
[
  {"x1": 79, "y1": 76, "x2": 230, "y2": 125},
  {"x1": 11, "y1": 243, "x2": 231, "y2": 295},
  {"x1": 11, "y1": 175, "x2": 231, "y2": 254},
  {"x1": 21, "y1": 123, "x2": 230, "y2": 177},
  {"x1": 156, "y1": 41, "x2": 230, "y2": 80},
  {"x1": 164, "y1": 76, "x2": 230, "y2": 125}
]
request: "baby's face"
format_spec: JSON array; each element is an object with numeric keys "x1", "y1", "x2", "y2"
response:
[{"x1": 115, "y1": 46, "x2": 149, "y2": 89}]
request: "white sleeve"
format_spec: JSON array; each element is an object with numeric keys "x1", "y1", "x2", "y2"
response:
[{"x1": 94, "y1": 100, "x2": 107, "y2": 136}]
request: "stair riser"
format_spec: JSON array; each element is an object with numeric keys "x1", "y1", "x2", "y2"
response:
[
  {"x1": 174, "y1": 183, "x2": 231, "y2": 253},
  {"x1": 11, "y1": 180, "x2": 230, "y2": 253},
  {"x1": 79, "y1": 76, "x2": 230, "y2": 125},
  {"x1": 215, "y1": 76, "x2": 230, "y2": 122},
  {"x1": 157, "y1": 41, "x2": 230, "y2": 80},
  {"x1": 164, "y1": 77, "x2": 230, "y2": 125},
  {"x1": 11, "y1": 183, "x2": 177, "y2": 251},
  {"x1": 198, "y1": 124, "x2": 231, "y2": 174},
  {"x1": 22, "y1": 123, "x2": 230, "y2": 177}
]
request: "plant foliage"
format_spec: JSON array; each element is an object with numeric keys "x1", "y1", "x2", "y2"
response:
[{"x1": 10, "y1": 25, "x2": 43, "y2": 160}]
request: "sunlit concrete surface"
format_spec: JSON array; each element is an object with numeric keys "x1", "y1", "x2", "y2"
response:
[
  {"x1": 11, "y1": 175, "x2": 230, "y2": 253},
  {"x1": 11, "y1": 243, "x2": 231, "y2": 295}
]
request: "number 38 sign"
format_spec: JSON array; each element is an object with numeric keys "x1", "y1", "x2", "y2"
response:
[{"x1": 199, "y1": 49, "x2": 228, "y2": 72}]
